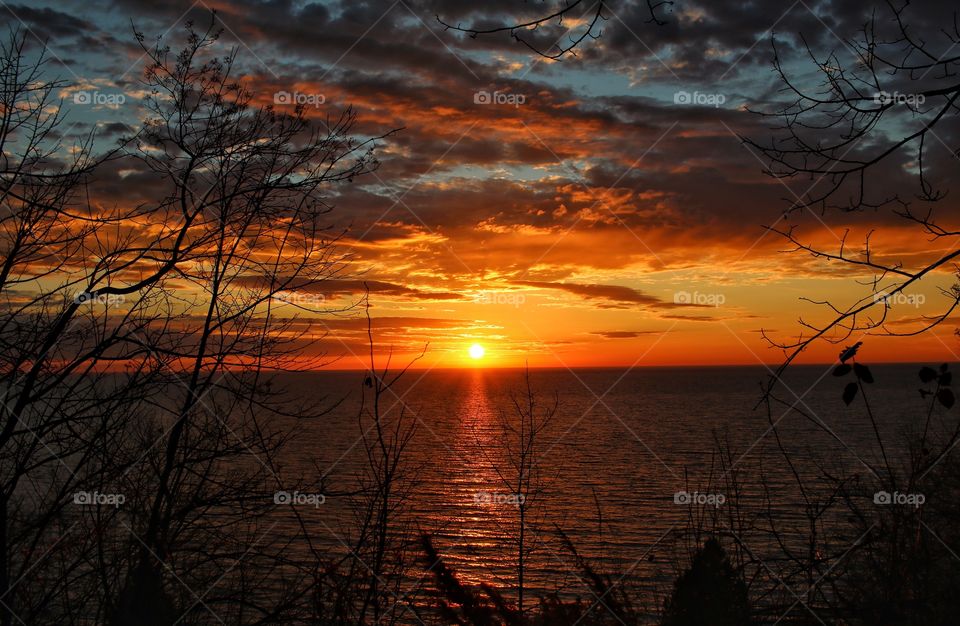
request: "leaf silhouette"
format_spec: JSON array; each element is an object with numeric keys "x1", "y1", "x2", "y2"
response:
[
  {"x1": 919, "y1": 367, "x2": 938, "y2": 383},
  {"x1": 833, "y1": 364, "x2": 852, "y2": 377},
  {"x1": 853, "y1": 363, "x2": 874, "y2": 384},
  {"x1": 938, "y1": 388, "x2": 955, "y2": 409},
  {"x1": 843, "y1": 382, "x2": 859, "y2": 405},
  {"x1": 839, "y1": 342, "x2": 862, "y2": 363},
  {"x1": 940, "y1": 371, "x2": 952, "y2": 387}
]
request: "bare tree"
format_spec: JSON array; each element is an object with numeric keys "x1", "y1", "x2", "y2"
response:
[
  {"x1": 472, "y1": 368, "x2": 556, "y2": 617},
  {"x1": 437, "y1": 0, "x2": 673, "y2": 60},
  {"x1": 108, "y1": 14, "x2": 384, "y2": 625},
  {"x1": 0, "y1": 25, "x2": 149, "y2": 626},
  {"x1": 352, "y1": 293, "x2": 421, "y2": 625},
  {"x1": 742, "y1": 0, "x2": 960, "y2": 376},
  {"x1": 0, "y1": 12, "x2": 388, "y2": 625}
]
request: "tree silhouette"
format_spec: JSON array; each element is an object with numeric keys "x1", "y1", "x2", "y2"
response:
[
  {"x1": 661, "y1": 538, "x2": 752, "y2": 626},
  {"x1": 0, "y1": 13, "x2": 388, "y2": 625}
]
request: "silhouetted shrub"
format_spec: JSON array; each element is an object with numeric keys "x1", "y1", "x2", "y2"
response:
[{"x1": 661, "y1": 538, "x2": 751, "y2": 626}]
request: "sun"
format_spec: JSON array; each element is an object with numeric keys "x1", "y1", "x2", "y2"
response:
[{"x1": 468, "y1": 343, "x2": 485, "y2": 360}]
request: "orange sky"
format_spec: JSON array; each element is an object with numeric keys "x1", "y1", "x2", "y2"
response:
[{"x1": 31, "y1": 0, "x2": 960, "y2": 370}]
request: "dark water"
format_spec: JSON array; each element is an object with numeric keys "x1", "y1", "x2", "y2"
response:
[{"x1": 267, "y1": 363, "x2": 938, "y2": 613}]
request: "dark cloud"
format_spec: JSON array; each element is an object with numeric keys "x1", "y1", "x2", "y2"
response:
[
  {"x1": 512, "y1": 280, "x2": 719, "y2": 309},
  {"x1": 234, "y1": 277, "x2": 464, "y2": 301},
  {"x1": 590, "y1": 330, "x2": 661, "y2": 338},
  {"x1": 659, "y1": 313, "x2": 719, "y2": 322},
  {"x1": 25, "y1": 0, "x2": 957, "y2": 304},
  {"x1": 513, "y1": 280, "x2": 665, "y2": 305},
  {"x1": 1, "y1": 4, "x2": 95, "y2": 39}
]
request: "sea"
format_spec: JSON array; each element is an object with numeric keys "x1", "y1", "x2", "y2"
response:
[{"x1": 262, "y1": 363, "x2": 942, "y2": 619}]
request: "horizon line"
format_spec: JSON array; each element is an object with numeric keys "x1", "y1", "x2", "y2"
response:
[{"x1": 312, "y1": 359, "x2": 954, "y2": 373}]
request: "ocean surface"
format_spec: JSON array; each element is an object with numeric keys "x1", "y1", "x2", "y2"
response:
[{"x1": 265, "y1": 363, "x2": 938, "y2": 616}]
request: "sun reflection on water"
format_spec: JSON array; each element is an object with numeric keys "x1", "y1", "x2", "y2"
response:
[{"x1": 432, "y1": 370, "x2": 526, "y2": 589}]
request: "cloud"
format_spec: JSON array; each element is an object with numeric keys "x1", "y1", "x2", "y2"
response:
[
  {"x1": 512, "y1": 280, "x2": 665, "y2": 306},
  {"x1": 590, "y1": 330, "x2": 661, "y2": 339},
  {"x1": 299, "y1": 279, "x2": 464, "y2": 301},
  {"x1": 226, "y1": 276, "x2": 464, "y2": 302},
  {"x1": 659, "y1": 313, "x2": 719, "y2": 322},
  {"x1": 512, "y1": 280, "x2": 722, "y2": 310},
  {"x1": 1, "y1": 4, "x2": 95, "y2": 39},
  {"x1": 9, "y1": 0, "x2": 957, "y2": 367}
]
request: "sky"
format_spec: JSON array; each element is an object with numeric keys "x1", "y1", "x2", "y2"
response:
[{"x1": 8, "y1": 0, "x2": 960, "y2": 369}]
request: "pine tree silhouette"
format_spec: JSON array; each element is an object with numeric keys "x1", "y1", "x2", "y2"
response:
[{"x1": 662, "y1": 538, "x2": 752, "y2": 626}]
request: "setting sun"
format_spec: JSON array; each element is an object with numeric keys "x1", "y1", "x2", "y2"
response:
[{"x1": 6, "y1": 1, "x2": 960, "y2": 624}]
